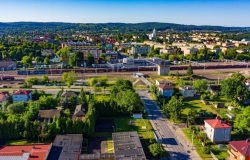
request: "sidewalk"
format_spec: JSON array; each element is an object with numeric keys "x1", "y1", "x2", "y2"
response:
[{"x1": 165, "y1": 120, "x2": 202, "y2": 160}]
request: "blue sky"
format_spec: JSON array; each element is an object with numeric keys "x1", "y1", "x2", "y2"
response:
[{"x1": 0, "y1": 0, "x2": 249, "y2": 27}]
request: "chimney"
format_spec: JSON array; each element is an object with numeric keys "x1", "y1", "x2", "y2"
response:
[{"x1": 32, "y1": 145, "x2": 35, "y2": 149}]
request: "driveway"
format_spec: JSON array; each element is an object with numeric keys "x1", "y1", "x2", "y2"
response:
[{"x1": 137, "y1": 90, "x2": 202, "y2": 160}]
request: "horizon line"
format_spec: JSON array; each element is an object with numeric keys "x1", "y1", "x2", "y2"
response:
[{"x1": 1, "y1": 21, "x2": 250, "y2": 28}]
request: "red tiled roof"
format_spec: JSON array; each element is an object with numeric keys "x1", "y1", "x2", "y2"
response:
[
  {"x1": 158, "y1": 83, "x2": 173, "y2": 90},
  {"x1": 204, "y1": 119, "x2": 232, "y2": 129},
  {"x1": 13, "y1": 90, "x2": 32, "y2": 95},
  {"x1": 229, "y1": 139, "x2": 250, "y2": 157},
  {"x1": 0, "y1": 144, "x2": 51, "y2": 160},
  {"x1": 0, "y1": 92, "x2": 8, "y2": 102}
]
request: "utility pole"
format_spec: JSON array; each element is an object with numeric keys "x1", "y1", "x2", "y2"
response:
[{"x1": 191, "y1": 130, "x2": 194, "y2": 150}]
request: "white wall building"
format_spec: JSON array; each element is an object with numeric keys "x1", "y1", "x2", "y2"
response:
[
  {"x1": 12, "y1": 90, "x2": 32, "y2": 102},
  {"x1": 179, "y1": 86, "x2": 196, "y2": 97},
  {"x1": 129, "y1": 45, "x2": 151, "y2": 56},
  {"x1": 204, "y1": 118, "x2": 232, "y2": 143},
  {"x1": 123, "y1": 58, "x2": 134, "y2": 65},
  {"x1": 148, "y1": 28, "x2": 156, "y2": 40}
]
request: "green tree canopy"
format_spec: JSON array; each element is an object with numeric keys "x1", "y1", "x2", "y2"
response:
[
  {"x1": 149, "y1": 143, "x2": 165, "y2": 157},
  {"x1": 21, "y1": 56, "x2": 32, "y2": 66},
  {"x1": 193, "y1": 79, "x2": 208, "y2": 92},
  {"x1": 221, "y1": 72, "x2": 249, "y2": 104},
  {"x1": 62, "y1": 71, "x2": 77, "y2": 88},
  {"x1": 164, "y1": 96, "x2": 184, "y2": 122},
  {"x1": 186, "y1": 64, "x2": 193, "y2": 76}
]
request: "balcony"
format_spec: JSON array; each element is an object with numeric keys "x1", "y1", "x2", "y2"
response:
[{"x1": 227, "y1": 150, "x2": 237, "y2": 159}]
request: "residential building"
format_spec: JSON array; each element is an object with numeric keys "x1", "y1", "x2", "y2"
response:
[
  {"x1": 0, "y1": 91, "x2": 9, "y2": 109},
  {"x1": 38, "y1": 109, "x2": 61, "y2": 123},
  {"x1": 129, "y1": 45, "x2": 151, "y2": 56},
  {"x1": 0, "y1": 58, "x2": 16, "y2": 70},
  {"x1": 51, "y1": 55, "x2": 60, "y2": 63},
  {"x1": 207, "y1": 85, "x2": 221, "y2": 95},
  {"x1": 72, "y1": 105, "x2": 86, "y2": 121},
  {"x1": 245, "y1": 79, "x2": 250, "y2": 91},
  {"x1": 183, "y1": 47, "x2": 199, "y2": 56},
  {"x1": 47, "y1": 134, "x2": 83, "y2": 160},
  {"x1": 158, "y1": 83, "x2": 174, "y2": 98},
  {"x1": 41, "y1": 49, "x2": 55, "y2": 56},
  {"x1": 123, "y1": 58, "x2": 134, "y2": 65},
  {"x1": 112, "y1": 132, "x2": 146, "y2": 160},
  {"x1": 105, "y1": 51, "x2": 118, "y2": 59},
  {"x1": 148, "y1": 28, "x2": 156, "y2": 40},
  {"x1": 155, "y1": 80, "x2": 172, "y2": 86},
  {"x1": 12, "y1": 90, "x2": 32, "y2": 102},
  {"x1": 0, "y1": 144, "x2": 52, "y2": 160},
  {"x1": 160, "y1": 48, "x2": 175, "y2": 54},
  {"x1": 204, "y1": 118, "x2": 232, "y2": 143},
  {"x1": 228, "y1": 138, "x2": 250, "y2": 160},
  {"x1": 179, "y1": 86, "x2": 196, "y2": 98}
]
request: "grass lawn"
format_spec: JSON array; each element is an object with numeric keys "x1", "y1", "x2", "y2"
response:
[
  {"x1": 107, "y1": 138, "x2": 113, "y2": 154},
  {"x1": 114, "y1": 117, "x2": 154, "y2": 142},
  {"x1": 182, "y1": 99, "x2": 217, "y2": 118},
  {"x1": 5, "y1": 139, "x2": 50, "y2": 145},
  {"x1": 182, "y1": 129, "x2": 229, "y2": 160},
  {"x1": 182, "y1": 129, "x2": 212, "y2": 159},
  {"x1": 210, "y1": 146, "x2": 229, "y2": 160}
]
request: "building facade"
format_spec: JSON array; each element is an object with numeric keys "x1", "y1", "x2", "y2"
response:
[
  {"x1": 158, "y1": 83, "x2": 174, "y2": 98},
  {"x1": 179, "y1": 86, "x2": 196, "y2": 97},
  {"x1": 228, "y1": 139, "x2": 250, "y2": 160},
  {"x1": 129, "y1": 45, "x2": 151, "y2": 56},
  {"x1": 204, "y1": 118, "x2": 232, "y2": 143},
  {"x1": 12, "y1": 90, "x2": 32, "y2": 102}
]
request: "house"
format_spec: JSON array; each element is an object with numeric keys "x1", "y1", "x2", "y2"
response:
[
  {"x1": 179, "y1": 86, "x2": 196, "y2": 98},
  {"x1": 72, "y1": 105, "x2": 86, "y2": 121},
  {"x1": 38, "y1": 109, "x2": 61, "y2": 123},
  {"x1": 204, "y1": 118, "x2": 232, "y2": 143},
  {"x1": 47, "y1": 134, "x2": 83, "y2": 160},
  {"x1": 228, "y1": 138, "x2": 250, "y2": 160},
  {"x1": 0, "y1": 91, "x2": 9, "y2": 109},
  {"x1": 0, "y1": 58, "x2": 16, "y2": 70},
  {"x1": 245, "y1": 79, "x2": 250, "y2": 91},
  {"x1": 61, "y1": 90, "x2": 79, "y2": 99},
  {"x1": 207, "y1": 85, "x2": 221, "y2": 95},
  {"x1": 155, "y1": 80, "x2": 172, "y2": 86},
  {"x1": 112, "y1": 132, "x2": 146, "y2": 159},
  {"x1": 158, "y1": 83, "x2": 174, "y2": 98},
  {"x1": 12, "y1": 90, "x2": 32, "y2": 102},
  {"x1": 129, "y1": 45, "x2": 151, "y2": 56},
  {"x1": 0, "y1": 144, "x2": 52, "y2": 160},
  {"x1": 51, "y1": 55, "x2": 60, "y2": 63},
  {"x1": 214, "y1": 103, "x2": 225, "y2": 108},
  {"x1": 226, "y1": 113, "x2": 236, "y2": 120},
  {"x1": 41, "y1": 49, "x2": 55, "y2": 56}
]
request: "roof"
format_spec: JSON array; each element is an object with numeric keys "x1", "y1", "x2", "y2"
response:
[
  {"x1": 0, "y1": 92, "x2": 8, "y2": 102},
  {"x1": 47, "y1": 134, "x2": 83, "y2": 160},
  {"x1": 13, "y1": 90, "x2": 32, "y2": 95},
  {"x1": 73, "y1": 105, "x2": 85, "y2": 117},
  {"x1": 61, "y1": 91, "x2": 79, "y2": 97},
  {"x1": 229, "y1": 139, "x2": 250, "y2": 157},
  {"x1": 208, "y1": 85, "x2": 221, "y2": 92},
  {"x1": 180, "y1": 85, "x2": 195, "y2": 90},
  {"x1": 38, "y1": 110, "x2": 61, "y2": 119},
  {"x1": 112, "y1": 131, "x2": 146, "y2": 160},
  {"x1": 158, "y1": 83, "x2": 173, "y2": 90},
  {"x1": 204, "y1": 119, "x2": 232, "y2": 129},
  {"x1": 0, "y1": 144, "x2": 51, "y2": 160}
]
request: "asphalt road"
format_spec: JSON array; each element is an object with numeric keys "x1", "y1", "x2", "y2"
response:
[{"x1": 137, "y1": 90, "x2": 193, "y2": 160}]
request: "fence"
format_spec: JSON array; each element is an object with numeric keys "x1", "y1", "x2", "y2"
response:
[{"x1": 210, "y1": 151, "x2": 218, "y2": 160}]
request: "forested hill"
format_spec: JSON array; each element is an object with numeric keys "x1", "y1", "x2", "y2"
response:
[{"x1": 0, "y1": 22, "x2": 249, "y2": 33}]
